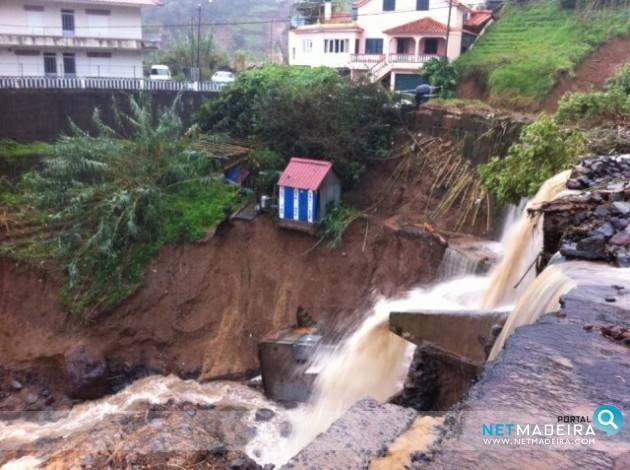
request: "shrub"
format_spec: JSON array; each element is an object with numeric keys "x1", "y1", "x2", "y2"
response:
[
  {"x1": 421, "y1": 57, "x2": 458, "y2": 99},
  {"x1": 555, "y1": 89, "x2": 630, "y2": 125},
  {"x1": 479, "y1": 115, "x2": 586, "y2": 204},
  {"x1": 196, "y1": 65, "x2": 399, "y2": 187}
]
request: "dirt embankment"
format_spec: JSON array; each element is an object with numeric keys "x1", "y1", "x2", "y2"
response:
[
  {"x1": 457, "y1": 35, "x2": 630, "y2": 113},
  {"x1": 0, "y1": 214, "x2": 444, "y2": 405}
]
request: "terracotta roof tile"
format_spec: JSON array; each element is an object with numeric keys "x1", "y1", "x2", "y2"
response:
[
  {"x1": 465, "y1": 10, "x2": 494, "y2": 28},
  {"x1": 278, "y1": 158, "x2": 334, "y2": 191},
  {"x1": 383, "y1": 17, "x2": 453, "y2": 35}
]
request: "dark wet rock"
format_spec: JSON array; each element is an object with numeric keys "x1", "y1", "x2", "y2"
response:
[
  {"x1": 583, "y1": 324, "x2": 593, "y2": 331},
  {"x1": 609, "y1": 230, "x2": 630, "y2": 247},
  {"x1": 612, "y1": 201, "x2": 630, "y2": 215},
  {"x1": 40, "y1": 388, "x2": 50, "y2": 397},
  {"x1": 610, "y1": 217, "x2": 629, "y2": 230},
  {"x1": 567, "y1": 179, "x2": 582, "y2": 190},
  {"x1": 279, "y1": 420, "x2": 293, "y2": 438},
  {"x1": 208, "y1": 444, "x2": 228, "y2": 457},
  {"x1": 594, "y1": 205, "x2": 609, "y2": 217},
  {"x1": 589, "y1": 222, "x2": 615, "y2": 238},
  {"x1": 577, "y1": 236, "x2": 607, "y2": 258},
  {"x1": 263, "y1": 464, "x2": 276, "y2": 470},
  {"x1": 577, "y1": 175, "x2": 593, "y2": 187},
  {"x1": 255, "y1": 407, "x2": 276, "y2": 422},
  {"x1": 64, "y1": 344, "x2": 108, "y2": 399}
]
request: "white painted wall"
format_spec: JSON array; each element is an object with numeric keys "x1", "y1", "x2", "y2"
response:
[
  {"x1": 289, "y1": 0, "x2": 466, "y2": 67},
  {"x1": 289, "y1": 27, "x2": 359, "y2": 67},
  {"x1": 0, "y1": 1, "x2": 143, "y2": 39},
  {"x1": 0, "y1": 47, "x2": 143, "y2": 77}
]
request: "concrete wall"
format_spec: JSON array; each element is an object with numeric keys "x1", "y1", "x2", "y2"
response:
[
  {"x1": 0, "y1": 89, "x2": 215, "y2": 142},
  {"x1": 410, "y1": 106, "x2": 529, "y2": 165}
]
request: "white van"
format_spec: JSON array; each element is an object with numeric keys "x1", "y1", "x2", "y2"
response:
[{"x1": 149, "y1": 65, "x2": 171, "y2": 80}]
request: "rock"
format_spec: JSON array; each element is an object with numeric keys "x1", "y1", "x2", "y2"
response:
[
  {"x1": 609, "y1": 230, "x2": 630, "y2": 247},
  {"x1": 576, "y1": 236, "x2": 607, "y2": 259},
  {"x1": 229, "y1": 459, "x2": 246, "y2": 469},
  {"x1": 10, "y1": 380, "x2": 22, "y2": 391},
  {"x1": 64, "y1": 344, "x2": 108, "y2": 399},
  {"x1": 577, "y1": 175, "x2": 593, "y2": 187},
  {"x1": 605, "y1": 296, "x2": 617, "y2": 303},
  {"x1": 25, "y1": 393, "x2": 38, "y2": 405},
  {"x1": 594, "y1": 206, "x2": 609, "y2": 217},
  {"x1": 255, "y1": 408, "x2": 275, "y2": 422},
  {"x1": 583, "y1": 324, "x2": 594, "y2": 331},
  {"x1": 612, "y1": 201, "x2": 630, "y2": 215},
  {"x1": 40, "y1": 388, "x2": 50, "y2": 397},
  {"x1": 208, "y1": 444, "x2": 228, "y2": 457},
  {"x1": 279, "y1": 420, "x2": 293, "y2": 438},
  {"x1": 610, "y1": 217, "x2": 629, "y2": 230},
  {"x1": 589, "y1": 222, "x2": 614, "y2": 238},
  {"x1": 567, "y1": 179, "x2": 582, "y2": 190}
]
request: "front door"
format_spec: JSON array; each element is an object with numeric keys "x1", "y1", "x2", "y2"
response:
[{"x1": 397, "y1": 38, "x2": 410, "y2": 54}]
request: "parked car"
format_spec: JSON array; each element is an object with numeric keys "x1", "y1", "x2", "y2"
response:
[
  {"x1": 211, "y1": 71, "x2": 235, "y2": 84},
  {"x1": 149, "y1": 65, "x2": 171, "y2": 80}
]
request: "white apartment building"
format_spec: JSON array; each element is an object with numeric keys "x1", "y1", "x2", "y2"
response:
[
  {"x1": 288, "y1": 0, "x2": 493, "y2": 90},
  {"x1": 0, "y1": 0, "x2": 163, "y2": 78}
]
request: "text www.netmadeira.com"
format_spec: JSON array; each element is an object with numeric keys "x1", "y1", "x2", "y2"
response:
[{"x1": 483, "y1": 438, "x2": 595, "y2": 446}]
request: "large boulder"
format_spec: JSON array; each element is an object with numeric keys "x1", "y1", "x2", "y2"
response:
[{"x1": 64, "y1": 344, "x2": 108, "y2": 399}]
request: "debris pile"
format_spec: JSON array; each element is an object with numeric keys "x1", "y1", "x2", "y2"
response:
[{"x1": 537, "y1": 155, "x2": 630, "y2": 267}]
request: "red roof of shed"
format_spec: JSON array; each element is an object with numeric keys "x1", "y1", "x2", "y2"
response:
[{"x1": 278, "y1": 158, "x2": 334, "y2": 191}]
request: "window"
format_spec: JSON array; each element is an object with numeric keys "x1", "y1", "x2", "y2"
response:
[
  {"x1": 44, "y1": 53, "x2": 57, "y2": 76},
  {"x1": 351, "y1": 7, "x2": 358, "y2": 21},
  {"x1": 302, "y1": 39, "x2": 313, "y2": 53},
  {"x1": 424, "y1": 38, "x2": 438, "y2": 54},
  {"x1": 365, "y1": 38, "x2": 383, "y2": 54},
  {"x1": 383, "y1": 0, "x2": 395, "y2": 11},
  {"x1": 87, "y1": 52, "x2": 112, "y2": 58},
  {"x1": 324, "y1": 39, "x2": 349, "y2": 54},
  {"x1": 61, "y1": 10, "x2": 75, "y2": 37},
  {"x1": 63, "y1": 53, "x2": 76, "y2": 76},
  {"x1": 416, "y1": 0, "x2": 429, "y2": 11}
]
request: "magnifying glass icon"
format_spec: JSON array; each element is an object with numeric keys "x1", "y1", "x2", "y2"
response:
[{"x1": 598, "y1": 409, "x2": 619, "y2": 429}]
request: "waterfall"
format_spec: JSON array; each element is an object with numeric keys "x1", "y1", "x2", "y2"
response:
[
  {"x1": 274, "y1": 170, "x2": 573, "y2": 464},
  {"x1": 481, "y1": 170, "x2": 571, "y2": 308}
]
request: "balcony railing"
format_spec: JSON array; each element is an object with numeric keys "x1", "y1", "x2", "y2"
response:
[
  {"x1": 0, "y1": 76, "x2": 227, "y2": 92},
  {"x1": 351, "y1": 53, "x2": 440, "y2": 65},
  {"x1": 350, "y1": 54, "x2": 384, "y2": 63},
  {"x1": 389, "y1": 53, "x2": 440, "y2": 63}
]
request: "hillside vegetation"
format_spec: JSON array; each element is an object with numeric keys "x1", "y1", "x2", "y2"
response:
[{"x1": 456, "y1": 1, "x2": 630, "y2": 109}]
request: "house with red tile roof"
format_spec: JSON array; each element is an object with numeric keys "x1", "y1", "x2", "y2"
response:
[
  {"x1": 0, "y1": 0, "x2": 163, "y2": 78},
  {"x1": 277, "y1": 157, "x2": 341, "y2": 233},
  {"x1": 288, "y1": 0, "x2": 493, "y2": 91}
]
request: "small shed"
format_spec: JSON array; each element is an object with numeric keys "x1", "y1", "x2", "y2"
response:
[{"x1": 277, "y1": 157, "x2": 341, "y2": 233}]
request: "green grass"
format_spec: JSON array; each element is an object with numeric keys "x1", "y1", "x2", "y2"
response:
[
  {"x1": 162, "y1": 181, "x2": 245, "y2": 241},
  {"x1": 0, "y1": 139, "x2": 52, "y2": 157},
  {"x1": 456, "y1": 1, "x2": 630, "y2": 108}
]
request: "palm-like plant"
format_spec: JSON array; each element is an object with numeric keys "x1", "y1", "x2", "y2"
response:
[{"x1": 23, "y1": 94, "x2": 219, "y2": 315}]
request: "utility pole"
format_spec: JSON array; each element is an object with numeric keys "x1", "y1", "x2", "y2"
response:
[
  {"x1": 444, "y1": 0, "x2": 453, "y2": 60},
  {"x1": 197, "y1": 3, "x2": 202, "y2": 81}
]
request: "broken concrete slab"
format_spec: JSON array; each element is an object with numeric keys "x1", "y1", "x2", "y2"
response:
[
  {"x1": 389, "y1": 310, "x2": 509, "y2": 364},
  {"x1": 283, "y1": 398, "x2": 417, "y2": 470}
]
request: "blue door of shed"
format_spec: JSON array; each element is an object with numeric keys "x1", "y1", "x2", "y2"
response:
[
  {"x1": 298, "y1": 190, "x2": 308, "y2": 221},
  {"x1": 283, "y1": 187, "x2": 294, "y2": 219}
]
